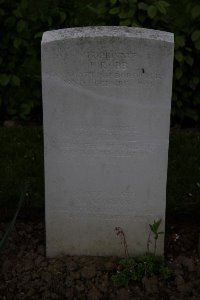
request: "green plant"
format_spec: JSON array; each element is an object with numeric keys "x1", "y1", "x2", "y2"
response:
[
  {"x1": 112, "y1": 254, "x2": 172, "y2": 286},
  {"x1": 147, "y1": 219, "x2": 164, "y2": 255},
  {"x1": 112, "y1": 220, "x2": 172, "y2": 286}
]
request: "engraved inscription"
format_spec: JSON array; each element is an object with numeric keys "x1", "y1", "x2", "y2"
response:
[
  {"x1": 63, "y1": 142, "x2": 161, "y2": 157},
  {"x1": 87, "y1": 51, "x2": 137, "y2": 60},
  {"x1": 63, "y1": 127, "x2": 138, "y2": 143},
  {"x1": 64, "y1": 51, "x2": 164, "y2": 87},
  {"x1": 49, "y1": 190, "x2": 138, "y2": 216},
  {"x1": 57, "y1": 127, "x2": 164, "y2": 157}
]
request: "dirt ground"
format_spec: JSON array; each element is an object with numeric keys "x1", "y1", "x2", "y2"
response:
[{"x1": 0, "y1": 218, "x2": 200, "y2": 300}]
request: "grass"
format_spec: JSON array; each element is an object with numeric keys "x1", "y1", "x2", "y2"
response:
[
  {"x1": 0, "y1": 127, "x2": 44, "y2": 214},
  {"x1": 0, "y1": 127, "x2": 199, "y2": 218},
  {"x1": 167, "y1": 129, "x2": 200, "y2": 217}
]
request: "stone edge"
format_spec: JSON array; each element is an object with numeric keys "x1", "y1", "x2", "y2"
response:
[{"x1": 41, "y1": 26, "x2": 174, "y2": 45}]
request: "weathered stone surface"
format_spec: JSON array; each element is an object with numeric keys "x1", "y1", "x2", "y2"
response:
[{"x1": 41, "y1": 26, "x2": 174, "y2": 257}]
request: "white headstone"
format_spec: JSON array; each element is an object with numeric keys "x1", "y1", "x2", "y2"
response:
[{"x1": 42, "y1": 27, "x2": 174, "y2": 257}]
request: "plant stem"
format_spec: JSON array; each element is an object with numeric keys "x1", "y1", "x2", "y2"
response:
[
  {"x1": 147, "y1": 230, "x2": 151, "y2": 254},
  {"x1": 154, "y1": 238, "x2": 157, "y2": 256}
]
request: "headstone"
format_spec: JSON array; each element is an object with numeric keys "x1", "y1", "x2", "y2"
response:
[{"x1": 42, "y1": 27, "x2": 174, "y2": 257}]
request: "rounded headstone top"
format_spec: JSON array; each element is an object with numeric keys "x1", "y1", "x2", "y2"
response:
[{"x1": 42, "y1": 26, "x2": 174, "y2": 44}]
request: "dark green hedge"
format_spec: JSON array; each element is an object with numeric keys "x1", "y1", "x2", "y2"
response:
[
  {"x1": 0, "y1": 0, "x2": 76, "y2": 121},
  {"x1": 0, "y1": 0, "x2": 199, "y2": 126}
]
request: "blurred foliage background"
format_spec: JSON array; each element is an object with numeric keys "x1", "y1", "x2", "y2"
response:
[{"x1": 0, "y1": 0, "x2": 199, "y2": 126}]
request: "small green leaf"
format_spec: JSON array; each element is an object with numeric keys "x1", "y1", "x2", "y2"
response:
[
  {"x1": 129, "y1": 0, "x2": 137, "y2": 3},
  {"x1": 138, "y1": 2, "x2": 148, "y2": 10},
  {"x1": 34, "y1": 32, "x2": 43, "y2": 39},
  {"x1": 192, "y1": 77, "x2": 200, "y2": 85},
  {"x1": 180, "y1": 77, "x2": 187, "y2": 86},
  {"x1": 138, "y1": 14, "x2": 146, "y2": 23},
  {"x1": 147, "y1": 6, "x2": 157, "y2": 18},
  {"x1": 186, "y1": 47, "x2": 192, "y2": 52},
  {"x1": 29, "y1": 15, "x2": 37, "y2": 22},
  {"x1": 0, "y1": 8, "x2": 5, "y2": 16},
  {"x1": 191, "y1": 30, "x2": 200, "y2": 42},
  {"x1": 5, "y1": 16, "x2": 16, "y2": 27},
  {"x1": 158, "y1": 0, "x2": 170, "y2": 8},
  {"x1": 149, "y1": 224, "x2": 153, "y2": 231},
  {"x1": 60, "y1": 12, "x2": 66, "y2": 23},
  {"x1": 189, "y1": 81, "x2": 196, "y2": 90},
  {"x1": 11, "y1": 75, "x2": 20, "y2": 87},
  {"x1": 185, "y1": 55, "x2": 194, "y2": 66},
  {"x1": 0, "y1": 74, "x2": 10, "y2": 86},
  {"x1": 20, "y1": 0, "x2": 28, "y2": 10},
  {"x1": 191, "y1": 5, "x2": 200, "y2": 19},
  {"x1": 153, "y1": 221, "x2": 160, "y2": 232},
  {"x1": 119, "y1": 11, "x2": 134, "y2": 19},
  {"x1": 96, "y1": 6, "x2": 107, "y2": 14},
  {"x1": 175, "y1": 35, "x2": 185, "y2": 47},
  {"x1": 157, "y1": 5, "x2": 166, "y2": 14},
  {"x1": 175, "y1": 51, "x2": 184, "y2": 63},
  {"x1": 194, "y1": 40, "x2": 200, "y2": 50},
  {"x1": 173, "y1": 94, "x2": 178, "y2": 101},
  {"x1": 120, "y1": 19, "x2": 132, "y2": 26},
  {"x1": 20, "y1": 103, "x2": 33, "y2": 118},
  {"x1": 13, "y1": 8, "x2": 23, "y2": 18},
  {"x1": 110, "y1": 0, "x2": 117, "y2": 4},
  {"x1": 185, "y1": 109, "x2": 199, "y2": 121},
  {"x1": 48, "y1": 16, "x2": 52, "y2": 26},
  {"x1": 17, "y1": 20, "x2": 26, "y2": 32},
  {"x1": 175, "y1": 67, "x2": 183, "y2": 79},
  {"x1": 193, "y1": 96, "x2": 200, "y2": 105},
  {"x1": 156, "y1": 1, "x2": 169, "y2": 14},
  {"x1": 87, "y1": 5, "x2": 98, "y2": 14},
  {"x1": 177, "y1": 101, "x2": 182, "y2": 108},
  {"x1": 7, "y1": 106, "x2": 17, "y2": 115},
  {"x1": 131, "y1": 21, "x2": 140, "y2": 27},
  {"x1": 109, "y1": 7, "x2": 120, "y2": 15},
  {"x1": 13, "y1": 38, "x2": 21, "y2": 49}
]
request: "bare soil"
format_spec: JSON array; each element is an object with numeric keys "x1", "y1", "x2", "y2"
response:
[{"x1": 0, "y1": 219, "x2": 200, "y2": 300}]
